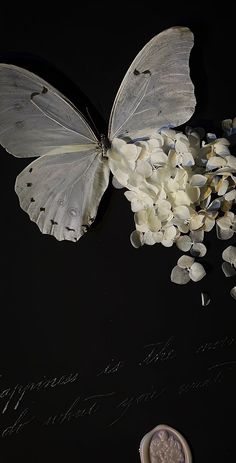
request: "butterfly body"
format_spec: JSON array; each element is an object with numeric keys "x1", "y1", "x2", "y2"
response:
[
  {"x1": 0, "y1": 27, "x2": 196, "y2": 242},
  {"x1": 99, "y1": 134, "x2": 111, "y2": 156}
]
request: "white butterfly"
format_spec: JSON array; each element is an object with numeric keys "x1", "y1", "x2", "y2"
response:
[{"x1": 0, "y1": 26, "x2": 196, "y2": 242}]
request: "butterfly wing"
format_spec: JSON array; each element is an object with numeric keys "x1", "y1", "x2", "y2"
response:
[
  {"x1": 108, "y1": 27, "x2": 196, "y2": 140},
  {"x1": 0, "y1": 64, "x2": 97, "y2": 157},
  {"x1": 0, "y1": 64, "x2": 109, "y2": 241},
  {"x1": 15, "y1": 147, "x2": 110, "y2": 241}
]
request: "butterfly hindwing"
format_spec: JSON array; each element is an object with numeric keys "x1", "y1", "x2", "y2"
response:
[{"x1": 15, "y1": 147, "x2": 110, "y2": 241}]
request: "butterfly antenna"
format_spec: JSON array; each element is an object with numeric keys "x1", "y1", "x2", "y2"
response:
[{"x1": 85, "y1": 106, "x2": 100, "y2": 138}]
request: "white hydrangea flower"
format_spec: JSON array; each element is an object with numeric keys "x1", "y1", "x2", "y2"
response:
[
  {"x1": 108, "y1": 121, "x2": 236, "y2": 285},
  {"x1": 176, "y1": 229, "x2": 206, "y2": 257},
  {"x1": 171, "y1": 255, "x2": 206, "y2": 284},
  {"x1": 216, "y1": 211, "x2": 236, "y2": 239},
  {"x1": 222, "y1": 245, "x2": 236, "y2": 277}
]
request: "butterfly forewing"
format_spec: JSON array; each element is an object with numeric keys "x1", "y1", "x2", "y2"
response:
[
  {"x1": 108, "y1": 27, "x2": 196, "y2": 141},
  {"x1": 0, "y1": 64, "x2": 97, "y2": 157}
]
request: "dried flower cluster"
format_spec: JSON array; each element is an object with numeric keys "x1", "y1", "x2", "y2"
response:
[{"x1": 107, "y1": 118, "x2": 236, "y2": 292}]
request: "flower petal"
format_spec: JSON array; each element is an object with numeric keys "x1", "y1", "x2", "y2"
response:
[
  {"x1": 201, "y1": 292, "x2": 211, "y2": 307},
  {"x1": 143, "y1": 231, "x2": 156, "y2": 245},
  {"x1": 190, "y1": 229, "x2": 204, "y2": 243},
  {"x1": 150, "y1": 149, "x2": 168, "y2": 166},
  {"x1": 216, "y1": 224, "x2": 234, "y2": 240},
  {"x1": 222, "y1": 262, "x2": 236, "y2": 277},
  {"x1": 206, "y1": 156, "x2": 226, "y2": 171},
  {"x1": 170, "y1": 266, "x2": 190, "y2": 285},
  {"x1": 112, "y1": 176, "x2": 124, "y2": 189},
  {"x1": 176, "y1": 235, "x2": 192, "y2": 252},
  {"x1": 177, "y1": 255, "x2": 195, "y2": 269},
  {"x1": 173, "y1": 205, "x2": 190, "y2": 220},
  {"x1": 190, "y1": 242, "x2": 207, "y2": 257},
  {"x1": 189, "y1": 262, "x2": 206, "y2": 282},
  {"x1": 163, "y1": 225, "x2": 177, "y2": 241},
  {"x1": 190, "y1": 174, "x2": 207, "y2": 187},
  {"x1": 230, "y1": 287, "x2": 236, "y2": 300},
  {"x1": 130, "y1": 230, "x2": 143, "y2": 248},
  {"x1": 203, "y1": 216, "x2": 215, "y2": 232},
  {"x1": 222, "y1": 245, "x2": 236, "y2": 266}
]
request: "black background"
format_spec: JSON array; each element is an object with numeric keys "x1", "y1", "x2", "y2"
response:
[{"x1": 0, "y1": 2, "x2": 236, "y2": 462}]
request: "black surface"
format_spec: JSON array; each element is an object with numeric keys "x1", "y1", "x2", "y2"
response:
[{"x1": 0, "y1": 3, "x2": 236, "y2": 462}]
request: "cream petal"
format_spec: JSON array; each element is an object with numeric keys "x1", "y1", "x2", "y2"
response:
[
  {"x1": 176, "y1": 235, "x2": 192, "y2": 252},
  {"x1": 214, "y1": 143, "x2": 230, "y2": 157},
  {"x1": 217, "y1": 179, "x2": 229, "y2": 196},
  {"x1": 169, "y1": 190, "x2": 192, "y2": 207},
  {"x1": 189, "y1": 262, "x2": 206, "y2": 282},
  {"x1": 164, "y1": 225, "x2": 177, "y2": 241},
  {"x1": 190, "y1": 174, "x2": 207, "y2": 187},
  {"x1": 203, "y1": 216, "x2": 215, "y2": 232},
  {"x1": 222, "y1": 262, "x2": 236, "y2": 277},
  {"x1": 143, "y1": 231, "x2": 156, "y2": 245},
  {"x1": 222, "y1": 119, "x2": 232, "y2": 133},
  {"x1": 222, "y1": 245, "x2": 236, "y2": 266},
  {"x1": 173, "y1": 205, "x2": 190, "y2": 220},
  {"x1": 206, "y1": 156, "x2": 226, "y2": 170},
  {"x1": 201, "y1": 292, "x2": 211, "y2": 307},
  {"x1": 130, "y1": 230, "x2": 143, "y2": 248},
  {"x1": 186, "y1": 185, "x2": 200, "y2": 203},
  {"x1": 124, "y1": 190, "x2": 137, "y2": 202},
  {"x1": 168, "y1": 149, "x2": 178, "y2": 167},
  {"x1": 136, "y1": 160, "x2": 153, "y2": 178},
  {"x1": 134, "y1": 209, "x2": 148, "y2": 224},
  {"x1": 148, "y1": 135, "x2": 164, "y2": 148},
  {"x1": 216, "y1": 216, "x2": 232, "y2": 230},
  {"x1": 207, "y1": 198, "x2": 222, "y2": 211},
  {"x1": 177, "y1": 255, "x2": 195, "y2": 269},
  {"x1": 121, "y1": 143, "x2": 140, "y2": 160},
  {"x1": 224, "y1": 190, "x2": 236, "y2": 201},
  {"x1": 162, "y1": 239, "x2": 174, "y2": 247},
  {"x1": 171, "y1": 266, "x2": 190, "y2": 284},
  {"x1": 112, "y1": 176, "x2": 125, "y2": 189},
  {"x1": 181, "y1": 151, "x2": 195, "y2": 167},
  {"x1": 216, "y1": 224, "x2": 234, "y2": 240},
  {"x1": 226, "y1": 155, "x2": 236, "y2": 170},
  {"x1": 190, "y1": 229, "x2": 204, "y2": 243},
  {"x1": 112, "y1": 168, "x2": 129, "y2": 186},
  {"x1": 152, "y1": 231, "x2": 163, "y2": 243},
  {"x1": 190, "y1": 213, "x2": 204, "y2": 230},
  {"x1": 230, "y1": 287, "x2": 236, "y2": 300},
  {"x1": 175, "y1": 221, "x2": 190, "y2": 233},
  {"x1": 148, "y1": 212, "x2": 161, "y2": 232},
  {"x1": 150, "y1": 149, "x2": 168, "y2": 166},
  {"x1": 190, "y1": 242, "x2": 207, "y2": 257}
]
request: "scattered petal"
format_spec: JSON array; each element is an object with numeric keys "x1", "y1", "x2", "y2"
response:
[
  {"x1": 201, "y1": 292, "x2": 211, "y2": 307},
  {"x1": 171, "y1": 266, "x2": 190, "y2": 285},
  {"x1": 130, "y1": 230, "x2": 143, "y2": 248},
  {"x1": 190, "y1": 229, "x2": 204, "y2": 243},
  {"x1": 222, "y1": 262, "x2": 236, "y2": 277},
  {"x1": 190, "y1": 174, "x2": 207, "y2": 187},
  {"x1": 222, "y1": 245, "x2": 236, "y2": 266},
  {"x1": 176, "y1": 235, "x2": 192, "y2": 252},
  {"x1": 189, "y1": 262, "x2": 206, "y2": 282},
  {"x1": 112, "y1": 176, "x2": 124, "y2": 189},
  {"x1": 230, "y1": 287, "x2": 236, "y2": 300},
  {"x1": 191, "y1": 242, "x2": 207, "y2": 257},
  {"x1": 177, "y1": 255, "x2": 195, "y2": 269}
]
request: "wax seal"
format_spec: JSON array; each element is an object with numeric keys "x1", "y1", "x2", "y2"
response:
[{"x1": 139, "y1": 424, "x2": 192, "y2": 463}]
